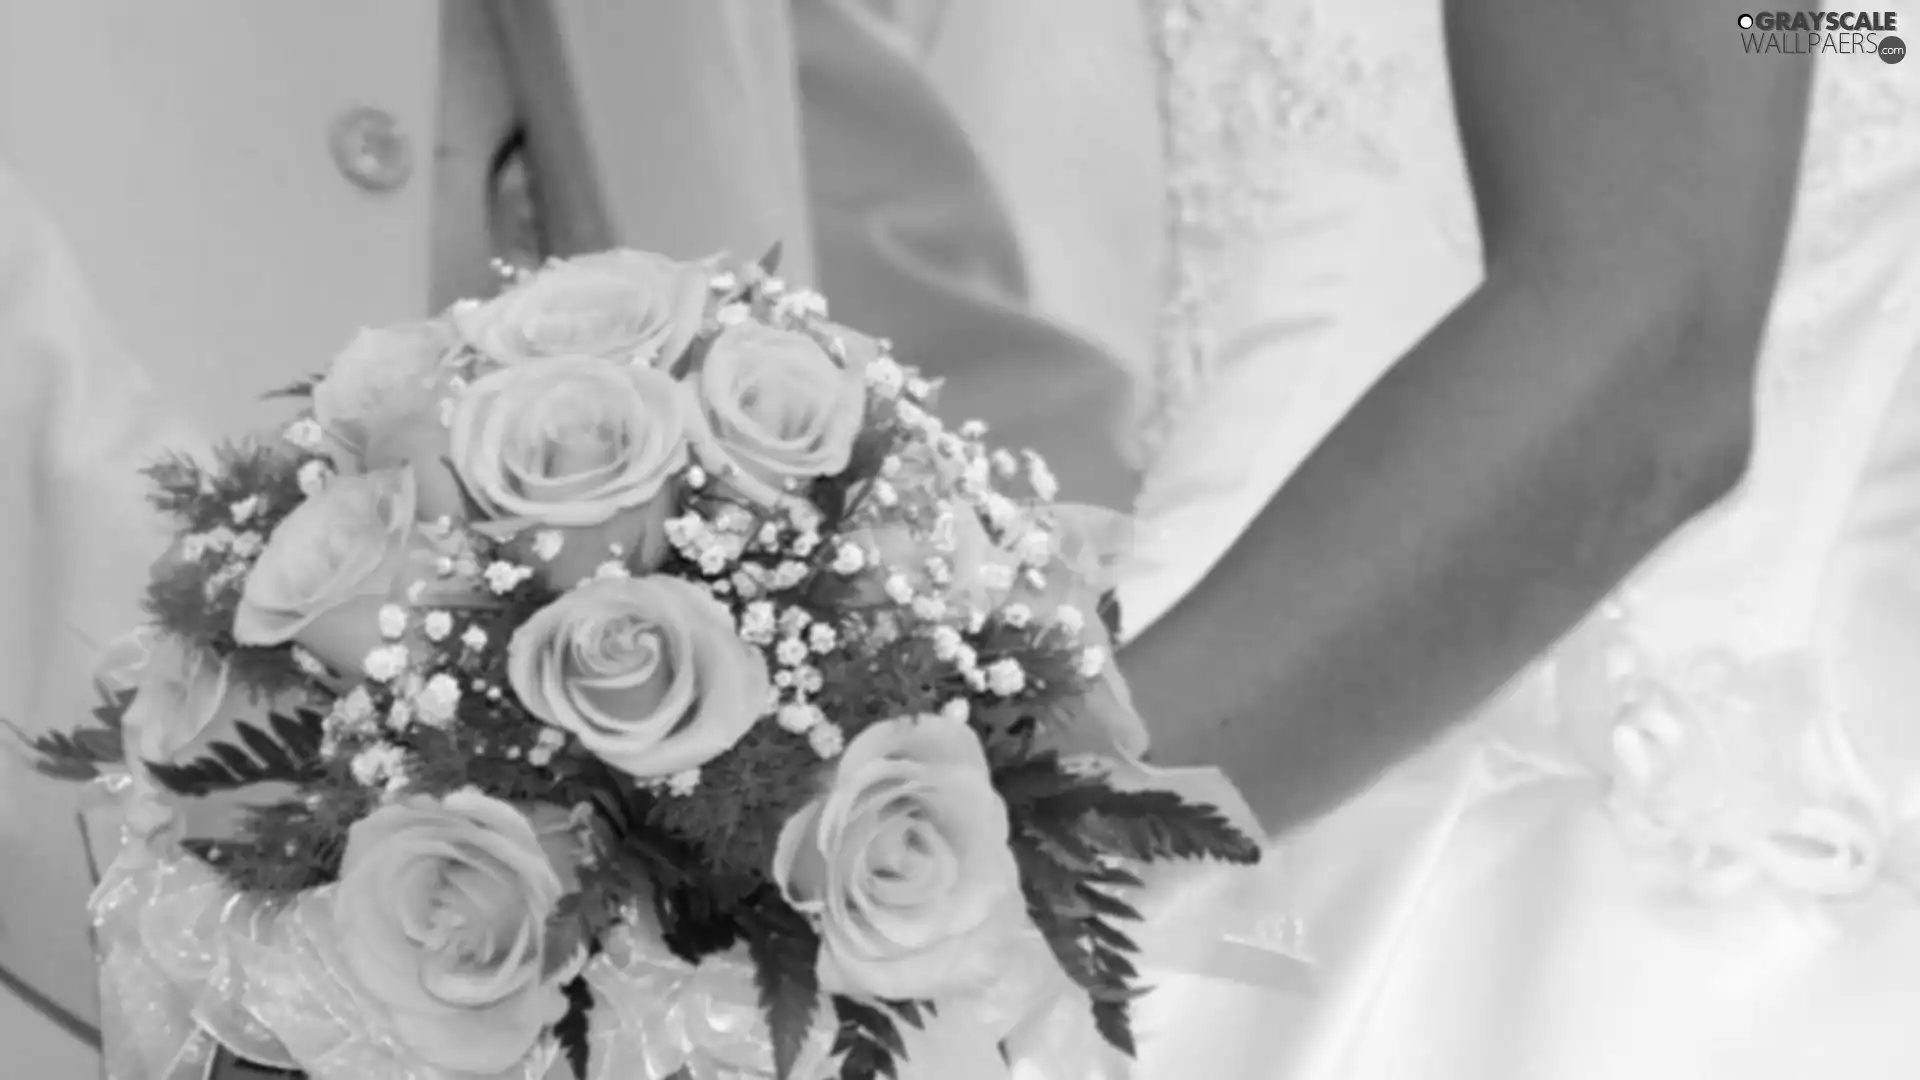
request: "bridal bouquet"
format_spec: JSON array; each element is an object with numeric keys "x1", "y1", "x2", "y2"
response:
[{"x1": 24, "y1": 248, "x2": 1261, "y2": 1079}]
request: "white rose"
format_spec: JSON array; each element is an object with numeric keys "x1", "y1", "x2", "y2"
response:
[{"x1": 456, "y1": 249, "x2": 709, "y2": 368}]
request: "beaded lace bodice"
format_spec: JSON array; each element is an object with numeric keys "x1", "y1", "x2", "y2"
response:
[{"x1": 1144, "y1": 0, "x2": 1920, "y2": 907}]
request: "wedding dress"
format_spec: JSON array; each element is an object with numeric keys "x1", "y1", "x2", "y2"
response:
[{"x1": 1090, "y1": 0, "x2": 1920, "y2": 1076}]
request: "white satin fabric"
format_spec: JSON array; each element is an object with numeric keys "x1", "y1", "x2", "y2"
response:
[{"x1": 1096, "y1": 0, "x2": 1920, "y2": 1076}]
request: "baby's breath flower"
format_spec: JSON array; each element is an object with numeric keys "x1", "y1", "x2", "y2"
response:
[
  {"x1": 940, "y1": 698, "x2": 971, "y2": 724},
  {"x1": 866, "y1": 355, "x2": 906, "y2": 396},
  {"x1": 777, "y1": 702, "x2": 824, "y2": 734},
  {"x1": 416, "y1": 673, "x2": 462, "y2": 727},
  {"x1": 740, "y1": 601, "x2": 778, "y2": 646},
  {"x1": 667, "y1": 769, "x2": 702, "y2": 797},
  {"x1": 283, "y1": 416, "x2": 325, "y2": 452},
  {"x1": 698, "y1": 548, "x2": 731, "y2": 576},
  {"x1": 883, "y1": 574, "x2": 914, "y2": 605},
  {"x1": 879, "y1": 455, "x2": 903, "y2": 479},
  {"x1": 387, "y1": 699, "x2": 415, "y2": 732},
  {"x1": 872, "y1": 481, "x2": 898, "y2": 508},
  {"x1": 532, "y1": 530, "x2": 565, "y2": 562},
  {"x1": 423, "y1": 611, "x2": 454, "y2": 642},
  {"x1": 808, "y1": 623, "x2": 838, "y2": 654},
  {"x1": 791, "y1": 532, "x2": 820, "y2": 558},
  {"x1": 959, "y1": 419, "x2": 988, "y2": 440},
  {"x1": 808, "y1": 722, "x2": 846, "y2": 759},
  {"x1": 771, "y1": 560, "x2": 810, "y2": 590},
  {"x1": 338, "y1": 687, "x2": 376, "y2": 725},
  {"x1": 229, "y1": 495, "x2": 262, "y2": 526},
  {"x1": 461, "y1": 625, "x2": 489, "y2": 653},
  {"x1": 1078, "y1": 647, "x2": 1107, "y2": 679},
  {"x1": 592, "y1": 560, "x2": 632, "y2": 581},
  {"x1": 364, "y1": 644, "x2": 410, "y2": 683},
  {"x1": 831, "y1": 544, "x2": 868, "y2": 576},
  {"x1": 779, "y1": 607, "x2": 813, "y2": 635},
  {"x1": 911, "y1": 596, "x2": 947, "y2": 622},
  {"x1": 484, "y1": 560, "x2": 535, "y2": 595},
  {"x1": 932, "y1": 627, "x2": 965, "y2": 664},
  {"x1": 991, "y1": 449, "x2": 1019, "y2": 478},
  {"x1": 786, "y1": 500, "x2": 824, "y2": 535},
  {"x1": 1015, "y1": 530, "x2": 1053, "y2": 566},
  {"x1": 1055, "y1": 605, "x2": 1086, "y2": 637},
  {"x1": 350, "y1": 743, "x2": 407, "y2": 788},
  {"x1": 1001, "y1": 603, "x2": 1033, "y2": 629},
  {"x1": 378, "y1": 604, "x2": 409, "y2": 640},
  {"x1": 229, "y1": 531, "x2": 264, "y2": 559},
  {"x1": 985, "y1": 658, "x2": 1026, "y2": 697},
  {"x1": 776, "y1": 638, "x2": 810, "y2": 668},
  {"x1": 906, "y1": 375, "x2": 934, "y2": 400}
]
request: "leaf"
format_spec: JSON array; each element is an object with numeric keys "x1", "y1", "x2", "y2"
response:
[
  {"x1": 555, "y1": 975, "x2": 594, "y2": 1080},
  {"x1": 7, "y1": 685, "x2": 138, "y2": 783},
  {"x1": 830, "y1": 997, "x2": 903, "y2": 1080},
  {"x1": 260, "y1": 375, "x2": 321, "y2": 402},
  {"x1": 1084, "y1": 787, "x2": 1262, "y2": 866},
  {"x1": 739, "y1": 892, "x2": 821, "y2": 1080},
  {"x1": 758, "y1": 240, "x2": 785, "y2": 276},
  {"x1": 146, "y1": 708, "x2": 327, "y2": 797},
  {"x1": 1096, "y1": 590, "x2": 1123, "y2": 641}
]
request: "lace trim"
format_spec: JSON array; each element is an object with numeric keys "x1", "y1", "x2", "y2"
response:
[{"x1": 1142, "y1": 0, "x2": 1405, "y2": 466}]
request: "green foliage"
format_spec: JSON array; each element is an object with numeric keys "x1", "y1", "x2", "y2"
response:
[
  {"x1": 1000, "y1": 753, "x2": 1261, "y2": 1058},
  {"x1": 830, "y1": 997, "x2": 934, "y2": 1080},
  {"x1": 186, "y1": 789, "x2": 370, "y2": 899},
  {"x1": 739, "y1": 890, "x2": 823, "y2": 1080},
  {"x1": 9, "y1": 685, "x2": 135, "y2": 782},
  {"x1": 146, "y1": 708, "x2": 329, "y2": 798},
  {"x1": 555, "y1": 976, "x2": 595, "y2": 1080},
  {"x1": 140, "y1": 441, "x2": 321, "y2": 697},
  {"x1": 644, "y1": 723, "x2": 824, "y2": 883}
]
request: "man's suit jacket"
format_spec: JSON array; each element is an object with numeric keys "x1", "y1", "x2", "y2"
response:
[{"x1": 0, "y1": 0, "x2": 1138, "y2": 1068}]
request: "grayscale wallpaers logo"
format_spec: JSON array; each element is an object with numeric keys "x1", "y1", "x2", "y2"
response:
[{"x1": 1737, "y1": 10, "x2": 1905, "y2": 60}]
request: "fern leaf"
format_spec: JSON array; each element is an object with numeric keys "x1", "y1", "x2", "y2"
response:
[
  {"x1": 740, "y1": 892, "x2": 821, "y2": 1080},
  {"x1": 146, "y1": 709, "x2": 326, "y2": 797}
]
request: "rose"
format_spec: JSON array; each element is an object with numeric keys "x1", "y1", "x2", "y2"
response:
[
  {"x1": 508, "y1": 576, "x2": 770, "y2": 779},
  {"x1": 773, "y1": 713, "x2": 1027, "y2": 999},
  {"x1": 455, "y1": 249, "x2": 709, "y2": 368},
  {"x1": 311, "y1": 321, "x2": 462, "y2": 468},
  {"x1": 334, "y1": 790, "x2": 581, "y2": 1074},
  {"x1": 233, "y1": 468, "x2": 479, "y2": 676},
  {"x1": 689, "y1": 322, "x2": 867, "y2": 505},
  {"x1": 446, "y1": 357, "x2": 690, "y2": 587}
]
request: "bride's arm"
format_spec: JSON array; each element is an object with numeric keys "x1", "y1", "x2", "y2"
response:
[{"x1": 1124, "y1": 0, "x2": 1811, "y2": 829}]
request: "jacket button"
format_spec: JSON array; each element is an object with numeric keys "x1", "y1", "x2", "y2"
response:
[{"x1": 329, "y1": 106, "x2": 413, "y2": 193}]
